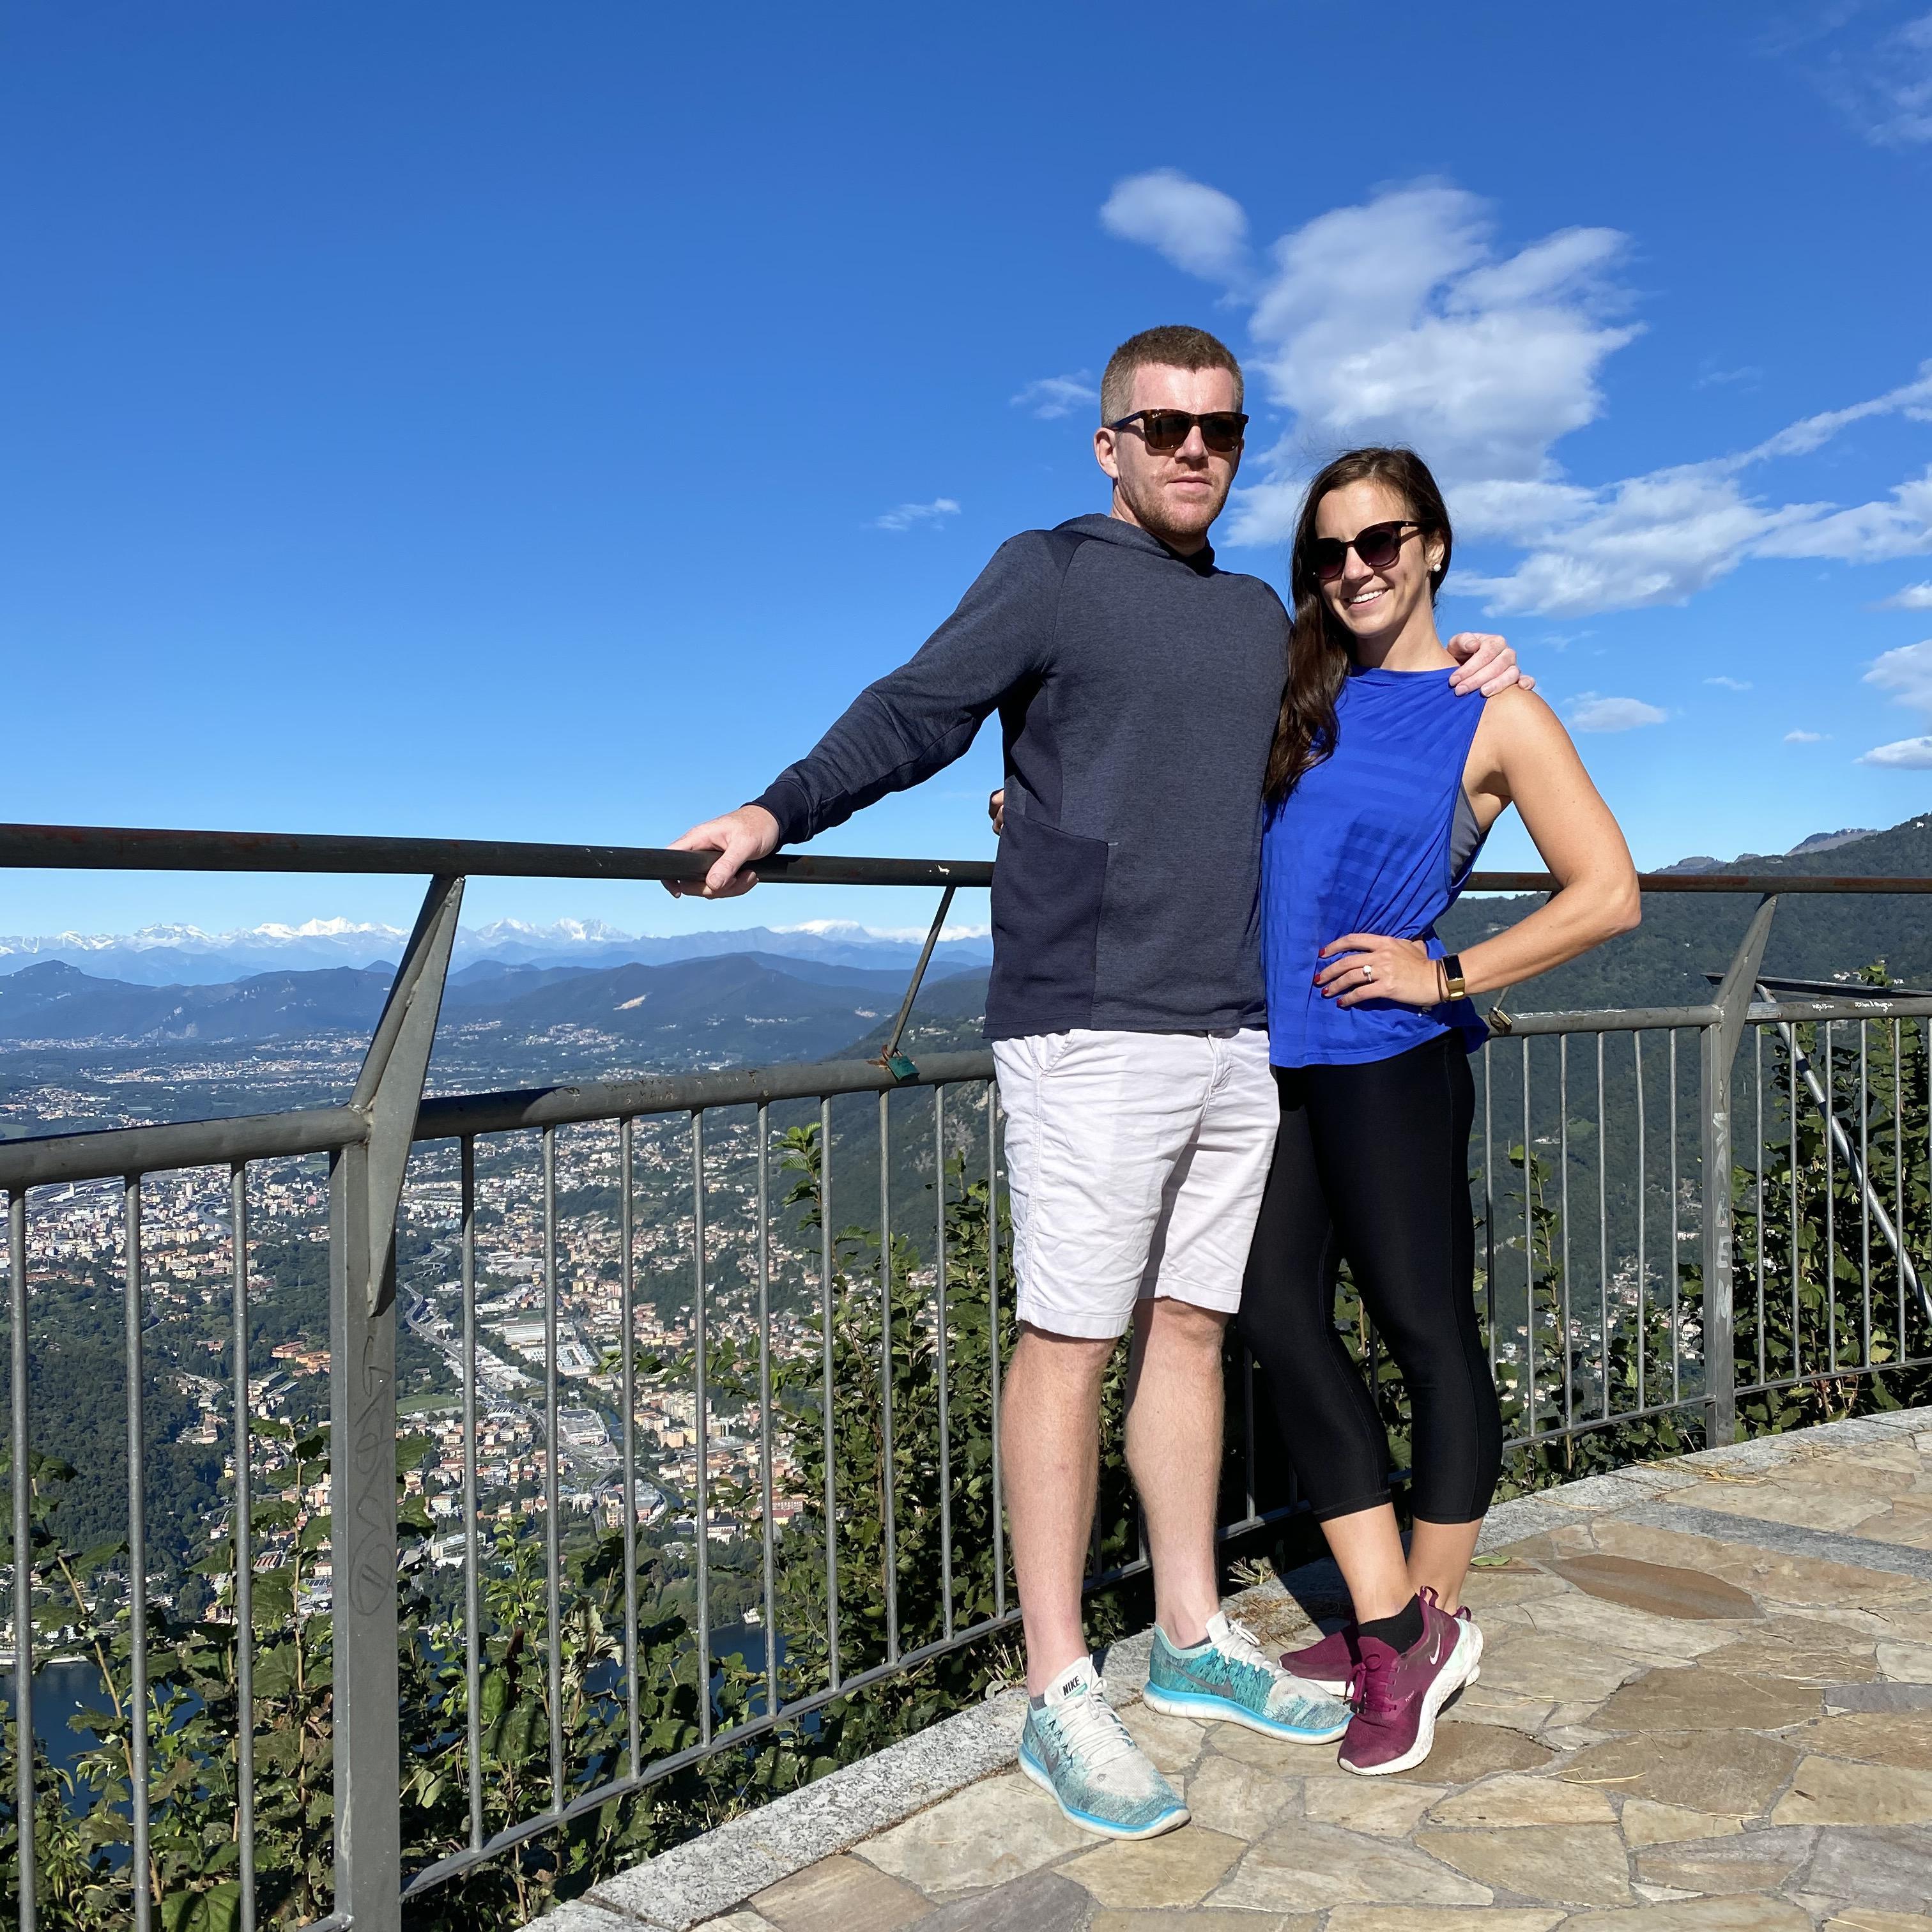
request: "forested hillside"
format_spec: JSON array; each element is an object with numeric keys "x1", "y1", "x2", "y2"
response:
[{"x1": 1443, "y1": 813, "x2": 1932, "y2": 1013}]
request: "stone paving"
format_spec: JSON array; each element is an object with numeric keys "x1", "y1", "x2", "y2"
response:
[{"x1": 564, "y1": 1409, "x2": 1932, "y2": 1932}]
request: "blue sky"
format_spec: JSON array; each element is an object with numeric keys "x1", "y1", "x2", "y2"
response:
[{"x1": 3, "y1": 1, "x2": 1930, "y2": 943}]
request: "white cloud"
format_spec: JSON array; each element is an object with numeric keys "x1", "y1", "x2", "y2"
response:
[
  {"x1": 873, "y1": 498, "x2": 961, "y2": 533},
  {"x1": 1859, "y1": 640, "x2": 1932, "y2": 763},
  {"x1": 1821, "y1": 10, "x2": 1932, "y2": 148},
  {"x1": 1461, "y1": 389, "x2": 1932, "y2": 617},
  {"x1": 1100, "y1": 169, "x2": 1249, "y2": 284},
  {"x1": 1011, "y1": 372, "x2": 1098, "y2": 420},
  {"x1": 1236, "y1": 185, "x2": 1636, "y2": 507},
  {"x1": 1864, "y1": 638, "x2": 1932, "y2": 711},
  {"x1": 1706, "y1": 676, "x2": 1752, "y2": 690},
  {"x1": 1879, "y1": 581, "x2": 1932, "y2": 610},
  {"x1": 1100, "y1": 174, "x2": 1932, "y2": 620},
  {"x1": 1568, "y1": 693, "x2": 1668, "y2": 732},
  {"x1": 1784, "y1": 730, "x2": 1827, "y2": 743},
  {"x1": 1696, "y1": 363, "x2": 1763, "y2": 389},
  {"x1": 1756, "y1": 464, "x2": 1932, "y2": 562},
  {"x1": 1859, "y1": 736, "x2": 1932, "y2": 767}
]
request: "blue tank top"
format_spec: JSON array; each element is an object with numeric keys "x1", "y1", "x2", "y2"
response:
[{"x1": 1262, "y1": 665, "x2": 1490, "y2": 1068}]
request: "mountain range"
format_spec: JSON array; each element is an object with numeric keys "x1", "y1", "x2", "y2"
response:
[
  {"x1": 0, "y1": 828, "x2": 1887, "y2": 989},
  {"x1": 0, "y1": 916, "x2": 993, "y2": 985},
  {"x1": 1, "y1": 817, "x2": 1926, "y2": 1077},
  {"x1": 0, "y1": 949, "x2": 988, "y2": 1071}
]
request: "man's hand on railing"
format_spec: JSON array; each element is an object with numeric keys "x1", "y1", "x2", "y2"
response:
[{"x1": 664, "y1": 804, "x2": 781, "y2": 898}]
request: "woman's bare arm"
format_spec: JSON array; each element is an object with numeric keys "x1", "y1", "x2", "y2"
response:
[{"x1": 1453, "y1": 686, "x2": 1640, "y2": 997}]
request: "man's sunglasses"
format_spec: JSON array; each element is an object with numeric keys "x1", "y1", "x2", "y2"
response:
[
  {"x1": 1308, "y1": 521, "x2": 1426, "y2": 583},
  {"x1": 1107, "y1": 408, "x2": 1248, "y2": 454}
]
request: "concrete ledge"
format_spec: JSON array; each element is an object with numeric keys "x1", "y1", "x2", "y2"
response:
[
  {"x1": 548, "y1": 1403, "x2": 1930, "y2": 1930},
  {"x1": 584, "y1": 1690, "x2": 1029, "y2": 1930}
]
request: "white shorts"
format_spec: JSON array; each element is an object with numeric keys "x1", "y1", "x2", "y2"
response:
[{"x1": 993, "y1": 1027, "x2": 1278, "y2": 1340}]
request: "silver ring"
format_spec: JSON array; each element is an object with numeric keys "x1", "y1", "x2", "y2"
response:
[{"x1": 1360, "y1": 965, "x2": 1376, "y2": 982}]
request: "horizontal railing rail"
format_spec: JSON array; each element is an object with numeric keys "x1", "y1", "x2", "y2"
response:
[
  {"x1": 4, "y1": 826, "x2": 1930, "y2": 1932},
  {"x1": 6, "y1": 816, "x2": 1932, "y2": 894}
]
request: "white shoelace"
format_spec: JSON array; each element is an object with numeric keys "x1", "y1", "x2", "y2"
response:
[
  {"x1": 1209, "y1": 1613, "x2": 1276, "y2": 1674},
  {"x1": 1051, "y1": 1680, "x2": 1140, "y2": 1770}
]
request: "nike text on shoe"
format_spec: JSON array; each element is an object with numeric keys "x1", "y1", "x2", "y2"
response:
[
  {"x1": 1338, "y1": 1587, "x2": 1481, "y2": 1777},
  {"x1": 1143, "y1": 1612, "x2": 1352, "y2": 1744},
  {"x1": 1280, "y1": 1621, "x2": 1359, "y2": 1698},
  {"x1": 1017, "y1": 1656, "x2": 1189, "y2": 1841}
]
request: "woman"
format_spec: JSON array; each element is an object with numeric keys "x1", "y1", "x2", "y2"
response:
[{"x1": 1238, "y1": 446, "x2": 1639, "y2": 1778}]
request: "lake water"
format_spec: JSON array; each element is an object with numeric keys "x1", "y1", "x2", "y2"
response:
[
  {"x1": 4, "y1": 1620, "x2": 789, "y2": 1793},
  {"x1": 2, "y1": 1657, "x2": 118, "y2": 1782}
]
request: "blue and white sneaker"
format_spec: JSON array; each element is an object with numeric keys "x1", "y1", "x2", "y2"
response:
[
  {"x1": 1142, "y1": 1611, "x2": 1353, "y2": 1743},
  {"x1": 1017, "y1": 1655, "x2": 1189, "y2": 1841}
]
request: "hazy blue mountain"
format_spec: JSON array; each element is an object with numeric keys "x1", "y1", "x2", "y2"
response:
[
  {"x1": 0, "y1": 951, "x2": 962, "y2": 1071},
  {"x1": 0, "y1": 914, "x2": 993, "y2": 984},
  {"x1": 0, "y1": 960, "x2": 395, "y2": 1044}
]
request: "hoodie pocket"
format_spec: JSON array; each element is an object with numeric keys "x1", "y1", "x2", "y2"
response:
[{"x1": 990, "y1": 812, "x2": 1110, "y2": 1026}]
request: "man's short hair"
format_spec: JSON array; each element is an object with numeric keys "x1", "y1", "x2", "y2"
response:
[{"x1": 1100, "y1": 325, "x2": 1243, "y2": 425}]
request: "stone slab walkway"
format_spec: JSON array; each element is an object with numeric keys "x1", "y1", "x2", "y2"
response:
[{"x1": 558, "y1": 1408, "x2": 1932, "y2": 1932}]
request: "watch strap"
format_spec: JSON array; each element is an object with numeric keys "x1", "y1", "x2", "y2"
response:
[{"x1": 1441, "y1": 953, "x2": 1468, "y2": 1000}]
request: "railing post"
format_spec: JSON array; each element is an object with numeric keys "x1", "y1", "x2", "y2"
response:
[
  {"x1": 330, "y1": 875, "x2": 464, "y2": 1932},
  {"x1": 1701, "y1": 896, "x2": 1779, "y2": 1446}
]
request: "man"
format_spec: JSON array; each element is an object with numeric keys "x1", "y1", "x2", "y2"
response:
[{"x1": 668, "y1": 325, "x2": 1521, "y2": 1839}]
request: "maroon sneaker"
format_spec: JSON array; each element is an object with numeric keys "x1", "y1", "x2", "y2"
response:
[
  {"x1": 1280, "y1": 1623, "x2": 1358, "y2": 1697},
  {"x1": 1338, "y1": 1588, "x2": 1480, "y2": 1777},
  {"x1": 1454, "y1": 1603, "x2": 1484, "y2": 1685}
]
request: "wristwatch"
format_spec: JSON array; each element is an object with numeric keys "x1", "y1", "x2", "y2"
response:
[{"x1": 1440, "y1": 953, "x2": 1468, "y2": 1000}]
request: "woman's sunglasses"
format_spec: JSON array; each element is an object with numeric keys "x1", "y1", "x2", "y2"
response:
[
  {"x1": 1106, "y1": 408, "x2": 1248, "y2": 455},
  {"x1": 1309, "y1": 520, "x2": 1425, "y2": 583}
]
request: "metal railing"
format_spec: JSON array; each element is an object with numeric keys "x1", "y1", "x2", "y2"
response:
[{"x1": 2, "y1": 823, "x2": 1930, "y2": 1932}]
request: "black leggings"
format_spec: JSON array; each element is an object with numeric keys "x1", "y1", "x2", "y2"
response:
[{"x1": 1238, "y1": 1031, "x2": 1502, "y2": 1526}]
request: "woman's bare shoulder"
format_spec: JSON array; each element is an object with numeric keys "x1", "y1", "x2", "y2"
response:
[{"x1": 1478, "y1": 682, "x2": 1567, "y2": 746}]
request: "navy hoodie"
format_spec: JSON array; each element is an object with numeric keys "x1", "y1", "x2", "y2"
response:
[{"x1": 753, "y1": 514, "x2": 1289, "y2": 1041}]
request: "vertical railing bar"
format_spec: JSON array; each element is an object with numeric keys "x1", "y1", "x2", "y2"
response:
[
  {"x1": 1894, "y1": 1019, "x2": 1908, "y2": 1350},
  {"x1": 230, "y1": 1165, "x2": 257, "y2": 1932},
  {"x1": 542, "y1": 1127, "x2": 565, "y2": 1809},
  {"x1": 987, "y1": 1084, "x2": 1006, "y2": 1621},
  {"x1": 1668, "y1": 1029, "x2": 1682, "y2": 1407},
  {"x1": 10, "y1": 1190, "x2": 36, "y2": 1932},
  {"x1": 933, "y1": 1085, "x2": 954, "y2": 1643},
  {"x1": 1634, "y1": 1033, "x2": 1647, "y2": 1416},
  {"x1": 818, "y1": 1098, "x2": 839, "y2": 1692},
  {"x1": 619, "y1": 1119, "x2": 641, "y2": 1770},
  {"x1": 878, "y1": 1091, "x2": 900, "y2": 1664},
  {"x1": 1860, "y1": 1023, "x2": 1873, "y2": 1368},
  {"x1": 1559, "y1": 1034, "x2": 1573, "y2": 1430},
  {"x1": 1482, "y1": 1045, "x2": 1496, "y2": 1376},
  {"x1": 1596, "y1": 1033, "x2": 1609, "y2": 1423},
  {"x1": 1242, "y1": 1342, "x2": 1257, "y2": 1527},
  {"x1": 692, "y1": 1112, "x2": 713, "y2": 1745},
  {"x1": 1521, "y1": 1036, "x2": 1535, "y2": 1438},
  {"x1": 1790, "y1": 1025, "x2": 1802, "y2": 1380},
  {"x1": 756, "y1": 1105, "x2": 779, "y2": 1717},
  {"x1": 1825, "y1": 1023, "x2": 1837, "y2": 1368},
  {"x1": 1754, "y1": 1027, "x2": 1767, "y2": 1390},
  {"x1": 460, "y1": 1137, "x2": 484, "y2": 1851},
  {"x1": 125, "y1": 1174, "x2": 152, "y2": 1932}
]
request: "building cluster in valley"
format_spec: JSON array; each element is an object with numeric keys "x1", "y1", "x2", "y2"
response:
[{"x1": 6, "y1": 1110, "x2": 839, "y2": 1628}]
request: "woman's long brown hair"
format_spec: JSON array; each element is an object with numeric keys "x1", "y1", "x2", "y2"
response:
[{"x1": 1263, "y1": 446, "x2": 1454, "y2": 803}]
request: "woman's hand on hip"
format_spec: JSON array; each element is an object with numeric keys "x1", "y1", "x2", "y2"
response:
[{"x1": 1316, "y1": 934, "x2": 1443, "y2": 1008}]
